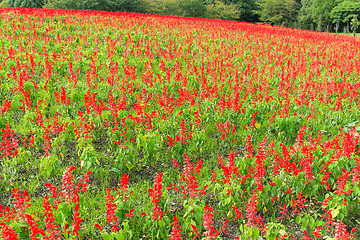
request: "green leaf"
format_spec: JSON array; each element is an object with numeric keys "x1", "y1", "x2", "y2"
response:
[
  {"x1": 301, "y1": 219, "x2": 309, "y2": 230},
  {"x1": 330, "y1": 208, "x2": 339, "y2": 218},
  {"x1": 101, "y1": 232, "x2": 113, "y2": 240},
  {"x1": 126, "y1": 161, "x2": 134, "y2": 170}
]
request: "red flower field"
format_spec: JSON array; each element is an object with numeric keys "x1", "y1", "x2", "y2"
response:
[{"x1": 0, "y1": 7, "x2": 360, "y2": 239}]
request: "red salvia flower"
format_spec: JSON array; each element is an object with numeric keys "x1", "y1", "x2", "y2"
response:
[
  {"x1": 105, "y1": 188, "x2": 118, "y2": 225},
  {"x1": 277, "y1": 204, "x2": 289, "y2": 221},
  {"x1": 0, "y1": 224, "x2": 19, "y2": 240},
  {"x1": 115, "y1": 173, "x2": 132, "y2": 203},
  {"x1": 70, "y1": 203, "x2": 83, "y2": 239},
  {"x1": 313, "y1": 226, "x2": 323, "y2": 239},
  {"x1": 0, "y1": 99, "x2": 11, "y2": 115},
  {"x1": 231, "y1": 205, "x2": 244, "y2": 220},
  {"x1": 60, "y1": 166, "x2": 76, "y2": 204},
  {"x1": 335, "y1": 168, "x2": 351, "y2": 196},
  {"x1": 43, "y1": 196, "x2": 61, "y2": 240},
  {"x1": 210, "y1": 170, "x2": 218, "y2": 183},
  {"x1": 179, "y1": 119, "x2": 187, "y2": 145},
  {"x1": 125, "y1": 208, "x2": 134, "y2": 218},
  {"x1": 255, "y1": 139, "x2": 266, "y2": 191},
  {"x1": 246, "y1": 190, "x2": 260, "y2": 227},
  {"x1": 111, "y1": 224, "x2": 119, "y2": 233},
  {"x1": 24, "y1": 214, "x2": 46, "y2": 240},
  {"x1": 76, "y1": 171, "x2": 92, "y2": 194},
  {"x1": 250, "y1": 112, "x2": 258, "y2": 130},
  {"x1": 334, "y1": 220, "x2": 350, "y2": 240},
  {"x1": 303, "y1": 230, "x2": 311, "y2": 240},
  {"x1": 148, "y1": 171, "x2": 163, "y2": 220},
  {"x1": 222, "y1": 219, "x2": 229, "y2": 236},
  {"x1": 173, "y1": 158, "x2": 179, "y2": 168},
  {"x1": 168, "y1": 136, "x2": 175, "y2": 147},
  {"x1": 94, "y1": 224, "x2": 103, "y2": 232},
  {"x1": 191, "y1": 224, "x2": 200, "y2": 240},
  {"x1": 202, "y1": 204, "x2": 219, "y2": 239},
  {"x1": 0, "y1": 123, "x2": 19, "y2": 158},
  {"x1": 170, "y1": 216, "x2": 182, "y2": 240},
  {"x1": 11, "y1": 188, "x2": 31, "y2": 222}
]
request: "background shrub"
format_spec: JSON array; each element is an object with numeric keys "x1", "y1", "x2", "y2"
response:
[
  {"x1": 9, "y1": 0, "x2": 44, "y2": 8},
  {"x1": 139, "y1": 0, "x2": 182, "y2": 16},
  {"x1": 205, "y1": 0, "x2": 240, "y2": 20},
  {"x1": 0, "y1": 0, "x2": 10, "y2": 6},
  {"x1": 44, "y1": 0, "x2": 141, "y2": 12},
  {"x1": 178, "y1": 0, "x2": 206, "y2": 18}
]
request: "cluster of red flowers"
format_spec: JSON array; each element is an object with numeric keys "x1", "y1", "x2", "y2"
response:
[
  {"x1": 1, "y1": 6, "x2": 360, "y2": 240},
  {"x1": 148, "y1": 171, "x2": 164, "y2": 220}
]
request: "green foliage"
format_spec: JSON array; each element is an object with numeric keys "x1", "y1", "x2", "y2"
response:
[
  {"x1": 0, "y1": 0, "x2": 10, "y2": 7},
  {"x1": 217, "y1": 0, "x2": 259, "y2": 21},
  {"x1": 139, "y1": 0, "x2": 182, "y2": 16},
  {"x1": 255, "y1": 0, "x2": 298, "y2": 26},
  {"x1": 312, "y1": 0, "x2": 342, "y2": 31},
  {"x1": 44, "y1": 0, "x2": 141, "y2": 12},
  {"x1": 298, "y1": 0, "x2": 315, "y2": 29},
  {"x1": 140, "y1": 0, "x2": 205, "y2": 18},
  {"x1": 43, "y1": 0, "x2": 80, "y2": 10},
  {"x1": 205, "y1": 0, "x2": 241, "y2": 20},
  {"x1": 9, "y1": 0, "x2": 44, "y2": 8},
  {"x1": 106, "y1": 0, "x2": 141, "y2": 12},
  {"x1": 330, "y1": 1, "x2": 360, "y2": 24},
  {"x1": 350, "y1": 16, "x2": 360, "y2": 34},
  {"x1": 179, "y1": 0, "x2": 206, "y2": 17}
]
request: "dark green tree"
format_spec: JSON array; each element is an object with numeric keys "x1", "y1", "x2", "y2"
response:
[
  {"x1": 105, "y1": 0, "x2": 141, "y2": 12},
  {"x1": 255, "y1": 0, "x2": 298, "y2": 26},
  {"x1": 179, "y1": 0, "x2": 206, "y2": 18},
  {"x1": 298, "y1": 0, "x2": 315, "y2": 29},
  {"x1": 205, "y1": 0, "x2": 241, "y2": 20},
  {"x1": 9, "y1": 0, "x2": 44, "y2": 8},
  {"x1": 330, "y1": 1, "x2": 360, "y2": 33},
  {"x1": 44, "y1": 0, "x2": 141, "y2": 12},
  {"x1": 350, "y1": 16, "x2": 360, "y2": 35},
  {"x1": 312, "y1": 0, "x2": 343, "y2": 31},
  {"x1": 214, "y1": 0, "x2": 258, "y2": 22}
]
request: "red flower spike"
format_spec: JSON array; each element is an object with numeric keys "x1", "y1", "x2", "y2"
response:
[
  {"x1": 25, "y1": 214, "x2": 46, "y2": 240},
  {"x1": 148, "y1": 171, "x2": 163, "y2": 220},
  {"x1": 125, "y1": 209, "x2": 134, "y2": 218},
  {"x1": 231, "y1": 206, "x2": 244, "y2": 220},
  {"x1": 222, "y1": 219, "x2": 229, "y2": 236},
  {"x1": 170, "y1": 216, "x2": 182, "y2": 240},
  {"x1": 94, "y1": 224, "x2": 103, "y2": 232},
  {"x1": 43, "y1": 196, "x2": 61, "y2": 239},
  {"x1": 202, "y1": 204, "x2": 220, "y2": 239},
  {"x1": 0, "y1": 224, "x2": 19, "y2": 240},
  {"x1": 105, "y1": 188, "x2": 118, "y2": 224},
  {"x1": 59, "y1": 166, "x2": 76, "y2": 204},
  {"x1": 191, "y1": 224, "x2": 200, "y2": 240},
  {"x1": 11, "y1": 188, "x2": 31, "y2": 222},
  {"x1": 71, "y1": 203, "x2": 83, "y2": 239}
]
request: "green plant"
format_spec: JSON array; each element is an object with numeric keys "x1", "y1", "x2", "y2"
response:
[
  {"x1": 205, "y1": 0, "x2": 241, "y2": 20},
  {"x1": 8, "y1": 0, "x2": 44, "y2": 8},
  {"x1": 0, "y1": 0, "x2": 10, "y2": 7},
  {"x1": 179, "y1": 0, "x2": 206, "y2": 18}
]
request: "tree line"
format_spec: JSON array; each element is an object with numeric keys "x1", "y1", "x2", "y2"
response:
[{"x1": 0, "y1": 0, "x2": 359, "y2": 33}]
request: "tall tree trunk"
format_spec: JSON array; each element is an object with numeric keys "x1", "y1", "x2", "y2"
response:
[
  {"x1": 335, "y1": 18, "x2": 340, "y2": 33},
  {"x1": 317, "y1": 14, "x2": 323, "y2": 32}
]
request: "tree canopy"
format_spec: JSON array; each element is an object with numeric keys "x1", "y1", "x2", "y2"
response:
[{"x1": 255, "y1": 0, "x2": 298, "y2": 26}]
